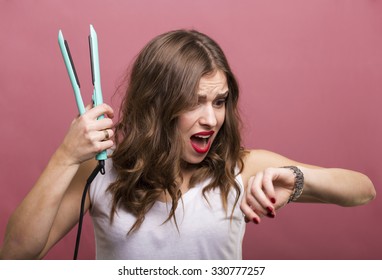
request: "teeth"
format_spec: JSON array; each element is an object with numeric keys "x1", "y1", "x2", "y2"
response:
[{"x1": 195, "y1": 135, "x2": 210, "y2": 139}]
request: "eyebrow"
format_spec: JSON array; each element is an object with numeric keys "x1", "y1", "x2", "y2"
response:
[{"x1": 197, "y1": 90, "x2": 229, "y2": 101}]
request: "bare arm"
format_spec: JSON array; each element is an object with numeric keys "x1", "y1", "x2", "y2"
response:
[
  {"x1": 240, "y1": 149, "x2": 376, "y2": 223},
  {"x1": 0, "y1": 104, "x2": 114, "y2": 259},
  {"x1": 0, "y1": 157, "x2": 96, "y2": 259}
]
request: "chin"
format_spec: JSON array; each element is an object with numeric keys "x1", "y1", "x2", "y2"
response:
[{"x1": 181, "y1": 154, "x2": 208, "y2": 166}]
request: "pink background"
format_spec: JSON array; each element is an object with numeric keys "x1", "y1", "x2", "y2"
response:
[{"x1": 0, "y1": 0, "x2": 381, "y2": 260}]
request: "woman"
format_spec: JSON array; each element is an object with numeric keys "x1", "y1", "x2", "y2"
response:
[{"x1": 0, "y1": 29, "x2": 375, "y2": 259}]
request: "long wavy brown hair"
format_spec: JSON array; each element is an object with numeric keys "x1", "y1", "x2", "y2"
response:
[{"x1": 109, "y1": 29, "x2": 245, "y2": 233}]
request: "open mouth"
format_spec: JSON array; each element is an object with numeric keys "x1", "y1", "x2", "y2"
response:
[{"x1": 190, "y1": 131, "x2": 214, "y2": 154}]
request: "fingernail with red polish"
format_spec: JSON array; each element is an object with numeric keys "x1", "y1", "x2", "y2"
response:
[
  {"x1": 271, "y1": 198, "x2": 276, "y2": 204},
  {"x1": 253, "y1": 217, "x2": 260, "y2": 224},
  {"x1": 266, "y1": 207, "x2": 275, "y2": 218},
  {"x1": 267, "y1": 212, "x2": 275, "y2": 218}
]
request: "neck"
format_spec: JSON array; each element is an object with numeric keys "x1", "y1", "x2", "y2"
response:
[
  {"x1": 158, "y1": 161, "x2": 198, "y2": 203},
  {"x1": 179, "y1": 161, "x2": 199, "y2": 180}
]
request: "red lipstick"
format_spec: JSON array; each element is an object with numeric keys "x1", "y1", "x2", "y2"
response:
[{"x1": 190, "y1": 131, "x2": 214, "y2": 154}]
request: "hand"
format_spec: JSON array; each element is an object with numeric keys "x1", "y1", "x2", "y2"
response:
[
  {"x1": 58, "y1": 103, "x2": 115, "y2": 166},
  {"x1": 240, "y1": 167, "x2": 296, "y2": 224}
]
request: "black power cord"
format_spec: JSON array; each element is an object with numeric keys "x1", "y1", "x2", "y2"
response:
[{"x1": 73, "y1": 160, "x2": 105, "y2": 260}]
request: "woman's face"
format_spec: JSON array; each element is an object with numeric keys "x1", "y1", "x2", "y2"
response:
[{"x1": 177, "y1": 70, "x2": 228, "y2": 165}]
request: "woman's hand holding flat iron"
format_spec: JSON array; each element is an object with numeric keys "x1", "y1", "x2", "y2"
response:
[{"x1": 58, "y1": 103, "x2": 115, "y2": 166}]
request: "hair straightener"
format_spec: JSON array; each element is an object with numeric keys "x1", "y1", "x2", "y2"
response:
[{"x1": 58, "y1": 25, "x2": 106, "y2": 259}]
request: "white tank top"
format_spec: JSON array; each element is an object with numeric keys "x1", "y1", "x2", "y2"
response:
[{"x1": 89, "y1": 159, "x2": 246, "y2": 259}]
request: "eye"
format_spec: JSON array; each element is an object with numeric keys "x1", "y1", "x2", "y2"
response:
[{"x1": 213, "y1": 97, "x2": 227, "y2": 108}]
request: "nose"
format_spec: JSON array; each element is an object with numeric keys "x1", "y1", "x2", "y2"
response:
[{"x1": 199, "y1": 104, "x2": 217, "y2": 128}]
